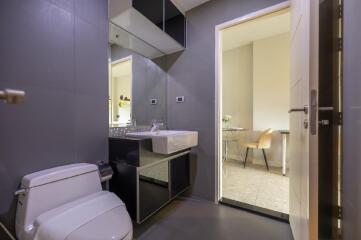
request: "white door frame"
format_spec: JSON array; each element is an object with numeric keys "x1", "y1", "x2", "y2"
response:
[{"x1": 214, "y1": 1, "x2": 291, "y2": 203}]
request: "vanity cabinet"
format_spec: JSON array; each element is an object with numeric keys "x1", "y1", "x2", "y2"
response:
[
  {"x1": 109, "y1": 0, "x2": 186, "y2": 55},
  {"x1": 164, "y1": 0, "x2": 186, "y2": 46},
  {"x1": 132, "y1": 0, "x2": 186, "y2": 47},
  {"x1": 170, "y1": 154, "x2": 190, "y2": 197},
  {"x1": 109, "y1": 137, "x2": 190, "y2": 223},
  {"x1": 132, "y1": 0, "x2": 164, "y2": 30}
]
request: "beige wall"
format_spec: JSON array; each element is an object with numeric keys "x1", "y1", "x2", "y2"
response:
[
  {"x1": 222, "y1": 44, "x2": 253, "y2": 130},
  {"x1": 222, "y1": 33, "x2": 290, "y2": 167},
  {"x1": 253, "y1": 33, "x2": 291, "y2": 131}
]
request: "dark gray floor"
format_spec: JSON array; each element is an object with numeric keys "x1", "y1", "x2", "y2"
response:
[
  {"x1": 134, "y1": 198, "x2": 294, "y2": 240},
  {"x1": 0, "y1": 227, "x2": 11, "y2": 240}
]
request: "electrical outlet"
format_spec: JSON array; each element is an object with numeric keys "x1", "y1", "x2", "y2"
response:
[
  {"x1": 176, "y1": 96, "x2": 185, "y2": 103},
  {"x1": 150, "y1": 99, "x2": 157, "y2": 105}
]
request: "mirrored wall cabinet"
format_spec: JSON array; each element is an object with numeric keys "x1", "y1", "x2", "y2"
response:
[{"x1": 109, "y1": 0, "x2": 186, "y2": 56}]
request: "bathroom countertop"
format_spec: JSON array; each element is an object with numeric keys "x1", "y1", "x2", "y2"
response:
[
  {"x1": 109, "y1": 137, "x2": 190, "y2": 168},
  {"x1": 109, "y1": 135, "x2": 151, "y2": 140}
]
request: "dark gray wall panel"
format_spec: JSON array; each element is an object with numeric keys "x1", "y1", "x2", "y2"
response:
[
  {"x1": 0, "y1": 0, "x2": 108, "y2": 234},
  {"x1": 166, "y1": 0, "x2": 285, "y2": 201},
  {"x1": 343, "y1": 0, "x2": 361, "y2": 238}
]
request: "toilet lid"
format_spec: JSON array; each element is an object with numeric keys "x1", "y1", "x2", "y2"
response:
[
  {"x1": 32, "y1": 191, "x2": 132, "y2": 240},
  {"x1": 66, "y1": 206, "x2": 132, "y2": 240}
]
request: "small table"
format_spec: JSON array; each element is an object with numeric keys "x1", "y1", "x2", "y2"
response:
[
  {"x1": 279, "y1": 130, "x2": 290, "y2": 176},
  {"x1": 222, "y1": 127, "x2": 247, "y2": 161}
]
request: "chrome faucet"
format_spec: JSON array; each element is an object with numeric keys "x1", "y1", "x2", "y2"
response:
[{"x1": 150, "y1": 120, "x2": 164, "y2": 132}]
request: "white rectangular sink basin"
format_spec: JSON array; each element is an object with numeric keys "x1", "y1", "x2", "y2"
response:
[{"x1": 126, "y1": 130, "x2": 198, "y2": 154}]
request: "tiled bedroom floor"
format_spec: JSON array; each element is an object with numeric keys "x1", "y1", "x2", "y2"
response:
[{"x1": 222, "y1": 159, "x2": 289, "y2": 214}]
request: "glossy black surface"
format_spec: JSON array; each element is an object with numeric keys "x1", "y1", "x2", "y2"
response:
[
  {"x1": 132, "y1": 0, "x2": 186, "y2": 47},
  {"x1": 132, "y1": 0, "x2": 164, "y2": 29},
  {"x1": 171, "y1": 154, "x2": 189, "y2": 197},
  {"x1": 110, "y1": 161, "x2": 137, "y2": 219},
  {"x1": 109, "y1": 137, "x2": 141, "y2": 166},
  {"x1": 109, "y1": 136, "x2": 188, "y2": 167},
  {"x1": 318, "y1": 0, "x2": 341, "y2": 238},
  {"x1": 164, "y1": 0, "x2": 186, "y2": 46},
  {"x1": 139, "y1": 162, "x2": 170, "y2": 221},
  {"x1": 109, "y1": 137, "x2": 191, "y2": 223}
]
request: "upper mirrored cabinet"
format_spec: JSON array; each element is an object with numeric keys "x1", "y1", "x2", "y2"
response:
[
  {"x1": 109, "y1": 23, "x2": 164, "y2": 59},
  {"x1": 132, "y1": 0, "x2": 164, "y2": 30},
  {"x1": 164, "y1": 0, "x2": 186, "y2": 46},
  {"x1": 109, "y1": 0, "x2": 186, "y2": 57}
]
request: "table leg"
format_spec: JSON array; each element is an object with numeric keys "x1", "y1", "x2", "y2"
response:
[
  {"x1": 225, "y1": 140, "x2": 228, "y2": 161},
  {"x1": 282, "y1": 134, "x2": 287, "y2": 176}
]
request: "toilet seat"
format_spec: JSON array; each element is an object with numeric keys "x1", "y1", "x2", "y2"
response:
[{"x1": 31, "y1": 191, "x2": 132, "y2": 240}]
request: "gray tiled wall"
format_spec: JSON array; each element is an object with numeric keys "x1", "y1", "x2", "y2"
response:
[
  {"x1": 343, "y1": 0, "x2": 361, "y2": 238},
  {"x1": 0, "y1": 0, "x2": 108, "y2": 233}
]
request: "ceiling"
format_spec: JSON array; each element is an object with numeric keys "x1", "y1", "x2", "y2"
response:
[
  {"x1": 222, "y1": 9, "x2": 290, "y2": 52},
  {"x1": 171, "y1": 0, "x2": 211, "y2": 13}
]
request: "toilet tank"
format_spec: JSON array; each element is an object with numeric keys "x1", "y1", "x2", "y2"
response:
[{"x1": 16, "y1": 163, "x2": 102, "y2": 240}]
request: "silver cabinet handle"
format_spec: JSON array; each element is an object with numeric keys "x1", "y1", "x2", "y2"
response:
[
  {"x1": 319, "y1": 119, "x2": 330, "y2": 126},
  {"x1": 289, "y1": 106, "x2": 308, "y2": 114}
]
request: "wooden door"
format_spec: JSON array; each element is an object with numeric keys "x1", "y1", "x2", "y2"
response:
[
  {"x1": 289, "y1": 0, "x2": 317, "y2": 240},
  {"x1": 290, "y1": 0, "x2": 341, "y2": 239}
]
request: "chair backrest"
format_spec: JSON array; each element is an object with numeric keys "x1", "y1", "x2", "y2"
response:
[{"x1": 257, "y1": 128, "x2": 273, "y2": 149}]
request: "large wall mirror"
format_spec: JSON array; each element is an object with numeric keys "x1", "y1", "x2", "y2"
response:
[{"x1": 109, "y1": 23, "x2": 167, "y2": 128}]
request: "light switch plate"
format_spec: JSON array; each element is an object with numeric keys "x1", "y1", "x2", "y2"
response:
[{"x1": 176, "y1": 96, "x2": 185, "y2": 103}]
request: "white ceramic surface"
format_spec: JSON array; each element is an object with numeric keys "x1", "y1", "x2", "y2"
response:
[
  {"x1": 126, "y1": 130, "x2": 198, "y2": 154},
  {"x1": 15, "y1": 164, "x2": 133, "y2": 240}
]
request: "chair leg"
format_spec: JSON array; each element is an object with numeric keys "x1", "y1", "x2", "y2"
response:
[
  {"x1": 262, "y1": 149, "x2": 269, "y2": 171},
  {"x1": 244, "y1": 148, "x2": 249, "y2": 168}
]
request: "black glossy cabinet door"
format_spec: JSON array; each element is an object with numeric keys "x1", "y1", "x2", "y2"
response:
[
  {"x1": 132, "y1": 0, "x2": 164, "y2": 29},
  {"x1": 164, "y1": 0, "x2": 186, "y2": 46},
  {"x1": 133, "y1": 0, "x2": 186, "y2": 47},
  {"x1": 171, "y1": 154, "x2": 190, "y2": 197},
  {"x1": 139, "y1": 161, "x2": 169, "y2": 221}
]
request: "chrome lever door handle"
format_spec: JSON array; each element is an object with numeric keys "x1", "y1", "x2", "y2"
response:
[
  {"x1": 288, "y1": 106, "x2": 308, "y2": 114},
  {"x1": 319, "y1": 107, "x2": 334, "y2": 111}
]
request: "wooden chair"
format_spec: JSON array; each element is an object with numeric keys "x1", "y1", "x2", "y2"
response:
[{"x1": 243, "y1": 128, "x2": 273, "y2": 170}]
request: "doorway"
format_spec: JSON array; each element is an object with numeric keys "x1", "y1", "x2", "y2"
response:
[
  {"x1": 215, "y1": 1, "x2": 343, "y2": 239},
  {"x1": 216, "y1": 4, "x2": 291, "y2": 220}
]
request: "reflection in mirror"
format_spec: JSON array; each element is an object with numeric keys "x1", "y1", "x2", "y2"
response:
[
  {"x1": 109, "y1": 56, "x2": 132, "y2": 127},
  {"x1": 139, "y1": 162, "x2": 169, "y2": 221},
  {"x1": 109, "y1": 22, "x2": 165, "y2": 60},
  {"x1": 109, "y1": 24, "x2": 168, "y2": 130}
]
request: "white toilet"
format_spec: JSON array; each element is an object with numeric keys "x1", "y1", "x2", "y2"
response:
[{"x1": 15, "y1": 163, "x2": 133, "y2": 240}]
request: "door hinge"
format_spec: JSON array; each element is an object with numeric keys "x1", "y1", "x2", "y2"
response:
[
  {"x1": 337, "y1": 205, "x2": 342, "y2": 219},
  {"x1": 338, "y1": 5, "x2": 343, "y2": 19},
  {"x1": 338, "y1": 38, "x2": 343, "y2": 51},
  {"x1": 338, "y1": 228, "x2": 342, "y2": 240},
  {"x1": 336, "y1": 112, "x2": 343, "y2": 126}
]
